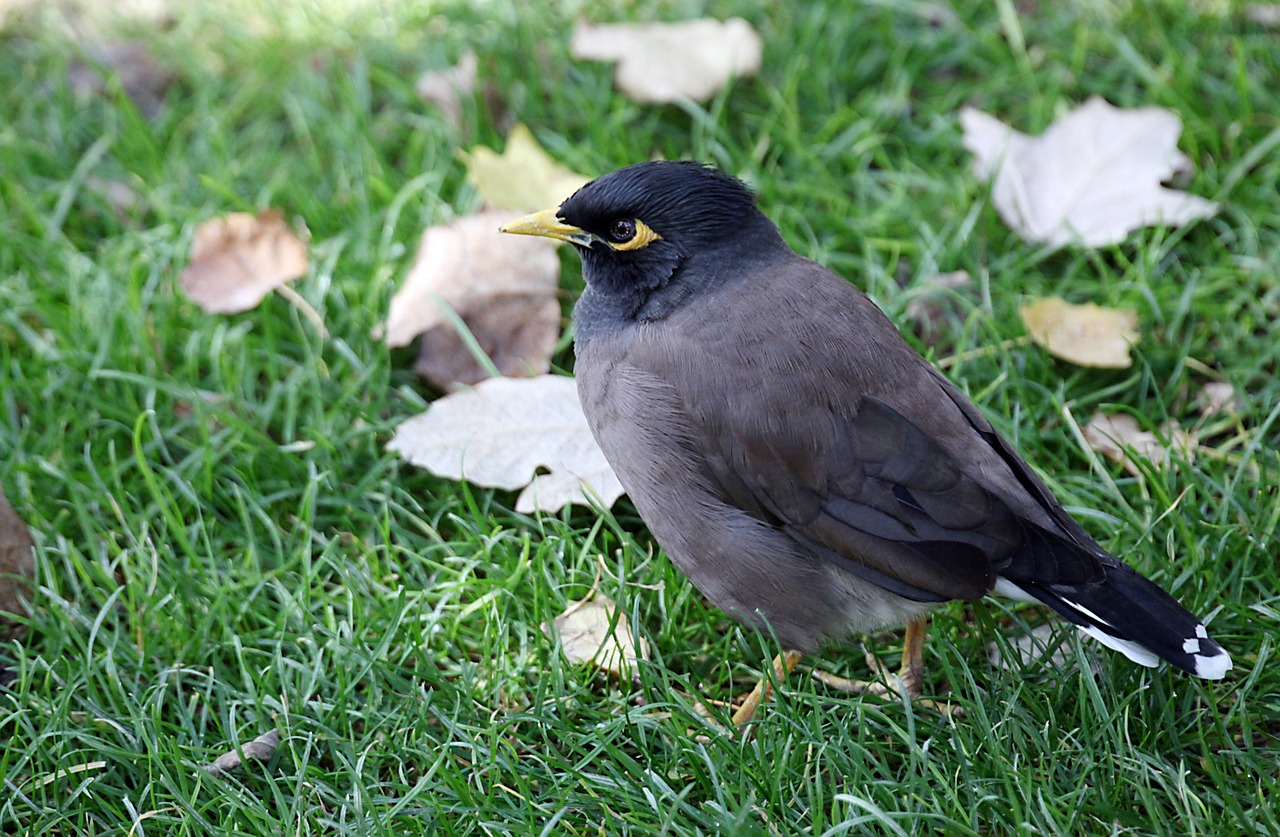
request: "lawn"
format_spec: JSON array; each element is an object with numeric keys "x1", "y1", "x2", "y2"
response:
[{"x1": 1, "y1": 0, "x2": 1277, "y2": 834}]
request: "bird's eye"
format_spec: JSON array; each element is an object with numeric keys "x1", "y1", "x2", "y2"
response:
[
  {"x1": 608, "y1": 218, "x2": 636, "y2": 242},
  {"x1": 606, "y1": 218, "x2": 663, "y2": 251}
]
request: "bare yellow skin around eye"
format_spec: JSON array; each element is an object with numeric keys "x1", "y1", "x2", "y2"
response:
[{"x1": 611, "y1": 219, "x2": 663, "y2": 251}]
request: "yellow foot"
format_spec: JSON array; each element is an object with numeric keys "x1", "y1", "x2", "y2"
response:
[
  {"x1": 812, "y1": 647, "x2": 962, "y2": 718},
  {"x1": 812, "y1": 616, "x2": 961, "y2": 717},
  {"x1": 730, "y1": 650, "x2": 803, "y2": 727}
]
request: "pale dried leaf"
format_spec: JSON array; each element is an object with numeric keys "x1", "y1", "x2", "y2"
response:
[
  {"x1": 180, "y1": 210, "x2": 308, "y2": 314},
  {"x1": 1020, "y1": 297, "x2": 1138, "y2": 368},
  {"x1": 545, "y1": 592, "x2": 649, "y2": 678},
  {"x1": 960, "y1": 97, "x2": 1218, "y2": 247},
  {"x1": 1197, "y1": 381, "x2": 1240, "y2": 417},
  {"x1": 412, "y1": 293, "x2": 560, "y2": 389},
  {"x1": 571, "y1": 18, "x2": 763, "y2": 104},
  {"x1": 202, "y1": 729, "x2": 281, "y2": 776},
  {"x1": 86, "y1": 176, "x2": 140, "y2": 215},
  {"x1": 462, "y1": 125, "x2": 591, "y2": 213},
  {"x1": 1083, "y1": 412, "x2": 1196, "y2": 476},
  {"x1": 387, "y1": 375, "x2": 624, "y2": 514},
  {"x1": 68, "y1": 40, "x2": 174, "y2": 118},
  {"x1": 1246, "y1": 4, "x2": 1280, "y2": 25},
  {"x1": 989, "y1": 624, "x2": 1068, "y2": 672},
  {"x1": 384, "y1": 211, "x2": 561, "y2": 388},
  {"x1": 989, "y1": 624, "x2": 1102, "y2": 677},
  {"x1": 416, "y1": 51, "x2": 477, "y2": 127},
  {"x1": 0, "y1": 485, "x2": 35, "y2": 641},
  {"x1": 914, "y1": 2, "x2": 960, "y2": 27}
]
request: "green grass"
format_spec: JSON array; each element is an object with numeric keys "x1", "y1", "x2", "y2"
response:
[{"x1": 1, "y1": 0, "x2": 1278, "y2": 833}]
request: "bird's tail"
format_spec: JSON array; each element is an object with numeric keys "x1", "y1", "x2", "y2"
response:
[{"x1": 998, "y1": 563, "x2": 1232, "y2": 679}]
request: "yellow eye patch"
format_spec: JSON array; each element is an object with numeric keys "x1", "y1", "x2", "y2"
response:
[{"x1": 611, "y1": 219, "x2": 663, "y2": 251}]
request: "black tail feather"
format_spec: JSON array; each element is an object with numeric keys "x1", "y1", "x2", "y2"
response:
[{"x1": 1011, "y1": 561, "x2": 1230, "y2": 679}]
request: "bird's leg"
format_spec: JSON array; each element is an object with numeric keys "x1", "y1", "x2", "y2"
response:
[
  {"x1": 812, "y1": 617, "x2": 960, "y2": 716},
  {"x1": 731, "y1": 649, "x2": 803, "y2": 726},
  {"x1": 897, "y1": 616, "x2": 927, "y2": 697}
]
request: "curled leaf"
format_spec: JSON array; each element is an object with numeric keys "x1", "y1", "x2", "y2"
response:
[{"x1": 1020, "y1": 297, "x2": 1139, "y2": 368}]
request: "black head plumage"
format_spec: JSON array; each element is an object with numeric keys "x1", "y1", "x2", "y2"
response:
[
  {"x1": 556, "y1": 161, "x2": 787, "y2": 324},
  {"x1": 558, "y1": 161, "x2": 765, "y2": 249}
]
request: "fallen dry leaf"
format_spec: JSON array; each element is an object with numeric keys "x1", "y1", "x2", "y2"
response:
[
  {"x1": 1197, "y1": 381, "x2": 1240, "y2": 418},
  {"x1": 384, "y1": 211, "x2": 561, "y2": 389},
  {"x1": 416, "y1": 50, "x2": 477, "y2": 127},
  {"x1": 1020, "y1": 297, "x2": 1139, "y2": 368},
  {"x1": 68, "y1": 40, "x2": 174, "y2": 118},
  {"x1": 988, "y1": 623, "x2": 1101, "y2": 677},
  {"x1": 180, "y1": 210, "x2": 309, "y2": 314},
  {"x1": 545, "y1": 592, "x2": 649, "y2": 678},
  {"x1": 86, "y1": 176, "x2": 140, "y2": 214},
  {"x1": 0, "y1": 485, "x2": 35, "y2": 641},
  {"x1": 462, "y1": 124, "x2": 591, "y2": 213},
  {"x1": 960, "y1": 97, "x2": 1218, "y2": 247},
  {"x1": 571, "y1": 18, "x2": 762, "y2": 104},
  {"x1": 411, "y1": 292, "x2": 561, "y2": 390},
  {"x1": 1246, "y1": 4, "x2": 1280, "y2": 25},
  {"x1": 1083, "y1": 412, "x2": 1196, "y2": 476},
  {"x1": 387, "y1": 375, "x2": 624, "y2": 514},
  {"x1": 989, "y1": 624, "x2": 1067, "y2": 672},
  {"x1": 202, "y1": 728, "x2": 281, "y2": 776}
]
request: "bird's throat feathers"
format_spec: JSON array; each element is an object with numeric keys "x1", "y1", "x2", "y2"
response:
[
  {"x1": 575, "y1": 240, "x2": 690, "y2": 326},
  {"x1": 576, "y1": 218, "x2": 785, "y2": 330}
]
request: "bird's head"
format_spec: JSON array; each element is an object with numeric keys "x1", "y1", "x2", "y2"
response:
[{"x1": 500, "y1": 161, "x2": 784, "y2": 320}]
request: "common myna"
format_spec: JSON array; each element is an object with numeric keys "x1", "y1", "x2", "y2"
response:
[{"x1": 501, "y1": 161, "x2": 1231, "y2": 719}]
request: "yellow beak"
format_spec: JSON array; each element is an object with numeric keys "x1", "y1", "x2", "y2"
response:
[{"x1": 499, "y1": 208, "x2": 598, "y2": 248}]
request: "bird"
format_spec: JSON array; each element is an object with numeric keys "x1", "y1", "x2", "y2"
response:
[{"x1": 500, "y1": 160, "x2": 1231, "y2": 721}]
